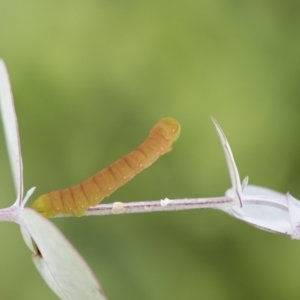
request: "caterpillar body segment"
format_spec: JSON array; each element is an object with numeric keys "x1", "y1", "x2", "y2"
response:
[{"x1": 31, "y1": 117, "x2": 181, "y2": 217}]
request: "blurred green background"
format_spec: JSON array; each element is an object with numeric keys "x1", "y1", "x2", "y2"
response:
[{"x1": 1, "y1": 0, "x2": 300, "y2": 299}]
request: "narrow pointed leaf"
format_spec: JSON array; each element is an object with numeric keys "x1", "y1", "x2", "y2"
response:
[
  {"x1": 22, "y1": 208, "x2": 107, "y2": 300},
  {"x1": 0, "y1": 59, "x2": 23, "y2": 203},
  {"x1": 286, "y1": 193, "x2": 300, "y2": 239},
  {"x1": 211, "y1": 117, "x2": 242, "y2": 207},
  {"x1": 227, "y1": 185, "x2": 291, "y2": 236}
]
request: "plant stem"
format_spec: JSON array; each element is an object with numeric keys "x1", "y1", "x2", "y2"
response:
[{"x1": 52, "y1": 196, "x2": 234, "y2": 218}]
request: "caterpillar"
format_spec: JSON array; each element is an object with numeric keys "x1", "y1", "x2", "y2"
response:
[{"x1": 31, "y1": 117, "x2": 181, "y2": 217}]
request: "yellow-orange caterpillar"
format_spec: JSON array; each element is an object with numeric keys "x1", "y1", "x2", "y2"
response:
[{"x1": 31, "y1": 117, "x2": 181, "y2": 217}]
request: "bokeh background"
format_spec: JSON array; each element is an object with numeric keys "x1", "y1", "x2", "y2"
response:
[{"x1": 1, "y1": 1, "x2": 300, "y2": 299}]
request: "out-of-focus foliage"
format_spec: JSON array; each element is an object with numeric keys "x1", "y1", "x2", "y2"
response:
[{"x1": 1, "y1": 1, "x2": 300, "y2": 299}]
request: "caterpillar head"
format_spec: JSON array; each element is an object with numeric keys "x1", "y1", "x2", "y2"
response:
[
  {"x1": 151, "y1": 117, "x2": 181, "y2": 153},
  {"x1": 160, "y1": 117, "x2": 181, "y2": 142}
]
